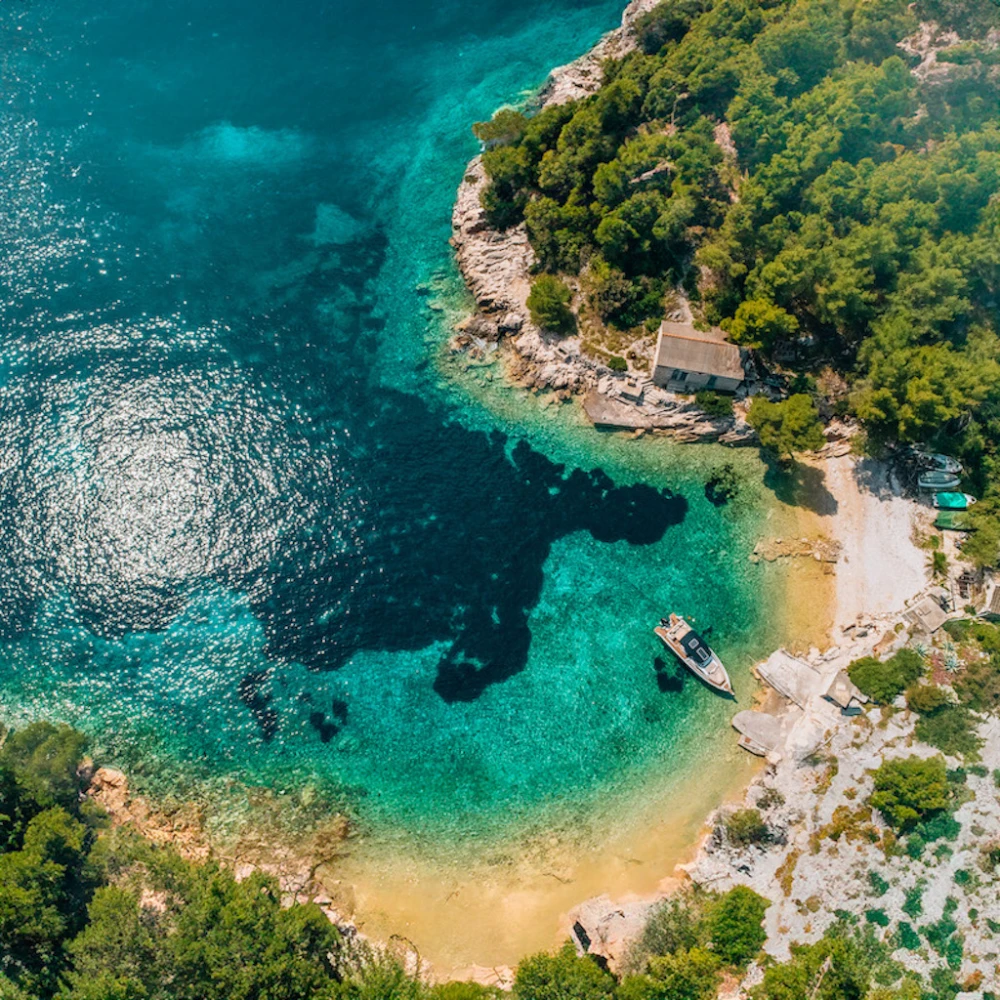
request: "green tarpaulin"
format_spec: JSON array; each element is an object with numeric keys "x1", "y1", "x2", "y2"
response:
[
  {"x1": 935, "y1": 511, "x2": 971, "y2": 531},
  {"x1": 935, "y1": 492, "x2": 972, "y2": 510}
]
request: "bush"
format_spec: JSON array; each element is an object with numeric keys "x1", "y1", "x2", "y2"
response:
[
  {"x1": 694, "y1": 391, "x2": 733, "y2": 418},
  {"x1": 723, "y1": 809, "x2": 769, "y2": 847},
  {"x1": 865, "y1": 908, "x2": 889, "y2": 927},
  {"x1": 757, "y1": 787, "x2": 785, "y2": 811},
  {"x1": 848, "y1": 649, "x2": 924, "y2": 704},
  {"x1": 608, "y1": 355, "x2": 628, "y2": 373},
  {"x1": 870, "y1": 755, "x2": 950, "y2": 829},
  {"x1": 896, "y1": 921, "x2": 921, "y2": 951},
  {"x1": 906, "y1": 683, "x2": 950, "y2": 715},
  {"x1": 915, "y1": 704, "x2": 983, "y2": 759},
  {"x1": 706, "y1": 887, "x2": 769, "y2": 967},
  {"x1": 527, "y1": 275, "x2": 575, "y2": 334},
  {"x1": 901, "y1": 886, "x2": 923, "y2": 920},
  {"x1": 629, "y1": 893, "x2": 702, "y2": 966},
  {"x1": 867, "y1": 870, "x2": 889, "y2": 897},
  {"x1": 514, "y1": 943, "x2": 616, "y2": 1000}
]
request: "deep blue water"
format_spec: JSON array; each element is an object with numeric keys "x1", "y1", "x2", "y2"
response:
[{"x1": 0, "y1": 0, "x2": 782, "y2": 846}]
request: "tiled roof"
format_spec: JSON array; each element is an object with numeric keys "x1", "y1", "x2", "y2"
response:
[{"x1": 654, "y1": 322, "x2": 745, "y2": 381}]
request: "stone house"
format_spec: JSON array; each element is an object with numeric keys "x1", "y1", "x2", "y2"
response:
[{"x1": 652, "y1": 321, "x2": 746, "y2": 393}]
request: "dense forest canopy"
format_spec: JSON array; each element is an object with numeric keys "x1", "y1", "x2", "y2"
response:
[{"x1": 475, "y1": 0, "x2": 1000, "y2": 563}]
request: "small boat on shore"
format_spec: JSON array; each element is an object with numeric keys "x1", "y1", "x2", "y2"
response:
[
  {"x1": 918, "y1": 470, "x2": 961, "y2": 492},
  {"x1": 655, "y1": 613, "x2": 734, "y2": 696},
  {"x1": 933, "y1": 491, "x2": 976, "y2": 511}
]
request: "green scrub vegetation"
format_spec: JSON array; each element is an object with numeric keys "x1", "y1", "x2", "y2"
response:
[
  {"x1": 869, "y1": 754, "x2": 951, "y2": 829},
  {"x1": 0, "y1": 716, "x2": 978, "y2": 1000},
  {"x1": 473, "y1": 0, "x2": 1000, "y2": 563},
  {"x1": 848, "y1": 648, "x2": 924, "y2": 704}
]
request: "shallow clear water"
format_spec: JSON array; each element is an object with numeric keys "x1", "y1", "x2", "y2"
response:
[{"x1": 0, "y1": 0, "x2": 789, "y2": 852}]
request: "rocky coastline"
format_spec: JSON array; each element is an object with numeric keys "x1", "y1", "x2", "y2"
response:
[{"x1": 448, "y1": 0, "x2": 762, "y2": 447}]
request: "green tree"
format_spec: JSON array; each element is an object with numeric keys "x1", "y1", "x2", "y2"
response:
[
  {"x1": 168, "y1": 867, "x2": 341, "y2": 1000},
  {"x1": 747, "y1": 395, "x2": 825, "y2": 460},
  {"x1": 526, "y1": 275, "x2": 575, "y2": 334},
  {"x1": 0, "y1": 722, "x2": 88, "y2": 846},
  {"x1": 62, "y1": 887, "x2": 166, "y2": 997},
  {"x1": 514, "y1": 942, "x2": 616, "y2": 1000},
  {"x1": 870, "y1": 755, "x2": 950, "y2": 829},
  {"x1": 962, "y1": 492, "x2": 1000, "y2": 568},
  {"x1": 338, "y1": 949, "x2": 425, "y2": 1000},
  {"x1": 750, "y1": 932, "x2": 872, "y2": 1000},
  {"x1": 625, "y1": 892, "x2": 705, "y2": 974},
  {"x1": 0, "y1": 808, "x2": 94, "y2": 992},
  {"x1": 724, "y1": 299, "x2": 798, "y2": 352},
  {"x1": 852, "y1": 336, "x2": 991, "y2": 445},
  {"x1": 430, "y1": 983, "x2": 501, "y2": 1000},
  {"x1": 645, "y1": 947, "x2": 720, "y2": 1000},
  {"x1": 706, "y1": 887, "x2": 769, "y2": 967}
]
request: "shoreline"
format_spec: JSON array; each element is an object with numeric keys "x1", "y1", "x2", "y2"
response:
[
  {"x1": 92, "y1": 2, "x2": 927, "y2": 978},
  {"x1": 79, "y1": 460, "x2": 851, "y2": 981}
]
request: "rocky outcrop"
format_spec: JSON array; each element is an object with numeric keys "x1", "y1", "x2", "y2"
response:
[
  {"x1": 87, "y1": 766, "x2": 353, "y2": 926},
  {"x1": 568, "y1": 895, "x2": 656, "y2": 971},
  {"x1": 89, "y1": 767, "x2": 210, "y2": 861},
  {"x1": 452, "y1": 156, "x2": 535, "y2": 322},
  {"x1": 450, "y1": 0, "x2": 665, "y2": 413}
]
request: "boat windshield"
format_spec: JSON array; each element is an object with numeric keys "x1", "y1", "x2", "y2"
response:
[{"x1": 681, "y1": 630, "x2": 711, "y2": 665}]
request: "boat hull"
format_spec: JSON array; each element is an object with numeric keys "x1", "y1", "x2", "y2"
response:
[{"x1": 655, "y1": 617, "x2": 734, "y2": 696}]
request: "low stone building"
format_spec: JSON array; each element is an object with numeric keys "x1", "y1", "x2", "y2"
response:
[{"x1": 652, "y1": 321, "x2": 746, "y2": 392}]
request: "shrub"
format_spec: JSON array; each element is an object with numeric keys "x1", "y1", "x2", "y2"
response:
[
  {"x1": 527, "y1": 275, "x2": 575, "y2": 334},
  {"x1": 922, "y1": 898, "x2": 959, "y2": 955},
  {"x1": 629, "y1": 893, "x2": 702, "y2": 967},
  {"x1": 706, "y1": 887, "x2": 769, "y2": 967},
  {"x1": 865, "y1": 909, "x2": 889, "y2": 927},
  {"x1": 902, "y1": 886, "x2": 924, "y2": 919},
  {"x1": 896, "y1": 921, "x2": 921, "y2": 951},
  {"x1": 906, "y1": 683, "x2": 950, "y2": 715},
  {"x1": 515, "y1": 943, "x2": 616, "y2": 1000},
  {"x1": 723, "y1": 809, "x2": 769, "y2": 847},
  {"x1": 757, "y1": 787, "x2": 785, "y2": 811},
  {"x1": 849, "y1": 649, "x2": 924, "y2": 704},
  {"x1": 867, "y1": 871, "x2": 889, "y2": 897},
  {"x1": 915, "y1": 704, "x2": 983, "y2": 759},
  {"x1": 870, "y1": 755, "x2": 950, "y2": 829},
  {"x1": 608, "y1": 355, "x2": 628, "y2": 373},
  {"x1": 954, "y1": 657, "x2": 1000, "y2": 713},
  {"x1": 693, "y1": 391, "x2": 733, "y2": 418}
]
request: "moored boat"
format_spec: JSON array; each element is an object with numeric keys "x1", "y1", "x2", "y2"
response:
[
  {"x1": 918, "y1": 470, "x2": 961, "y2": 492},
  {"x1": 914, "y1": 450, "x2": 962, "y2": 475},
  {"x1": 933, "y1": 492, "x2": 977, "y2": 511},
  {"x1": 655, "y1": 613, "x2": 734, "y2": 696}
]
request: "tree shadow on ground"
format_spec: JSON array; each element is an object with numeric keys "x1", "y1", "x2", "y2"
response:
[
  {"x1": 762, "y1": 457, "x2": 838, "y2": 515},
  {"x1": 852, "y1": 454, "x2": 904, "y2": 500}
]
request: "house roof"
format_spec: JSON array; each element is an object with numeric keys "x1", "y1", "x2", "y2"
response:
[
  {"x1": 824, "y1": 670, "x2": 868, "y2": 709},
  {"x1": 654, "y1": 322, "x2": 745, "y2": 381}
]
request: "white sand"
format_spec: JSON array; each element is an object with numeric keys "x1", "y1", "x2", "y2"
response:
[{"x1": 815, "y1": 454, "x2": 929, "y2": 630}]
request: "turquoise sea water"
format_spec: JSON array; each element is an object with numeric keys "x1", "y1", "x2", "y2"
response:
[{"x1": 0, "y1": 0, "x2": 789, "y2": 853}]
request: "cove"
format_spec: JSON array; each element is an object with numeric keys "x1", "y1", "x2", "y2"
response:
[{"x1": 0, "y1": 0, "x2": 797, "y2": 886}]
